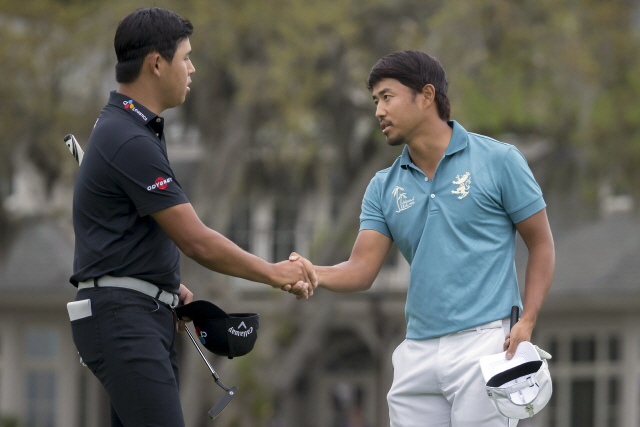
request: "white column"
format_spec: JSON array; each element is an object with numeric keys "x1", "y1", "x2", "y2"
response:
[
  {"x1": 251, "y1": 198, "x2": 274, "y2": 262},
  {"x1": 0, "y1": 318, "x2": 21, "y2": 417}
]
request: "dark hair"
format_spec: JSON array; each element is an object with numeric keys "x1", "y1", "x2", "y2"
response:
[
  {"x1": 367, "y1": 51, "x2": 451, "y2": 121},
  {"x1": 114, "y1": 8, "x2": 193, "y2": 83}
]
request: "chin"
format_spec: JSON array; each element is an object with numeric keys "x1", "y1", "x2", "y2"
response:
[{"x1": 386, "y1": 136, "x2": 405, "y2": 147}]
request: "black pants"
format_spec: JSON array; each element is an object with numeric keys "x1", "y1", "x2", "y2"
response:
[{"x1": 70, "y1": 287, "x2": 184, "y2": 427}]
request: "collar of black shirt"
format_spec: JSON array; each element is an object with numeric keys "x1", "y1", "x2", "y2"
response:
[{"x1": 107, "y1": 90, "x2": 164, "y2": 139}]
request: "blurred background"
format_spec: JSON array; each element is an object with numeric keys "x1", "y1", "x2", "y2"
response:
[{"x1": 1, "y1": 0, "x2": 640, "y2": 426}]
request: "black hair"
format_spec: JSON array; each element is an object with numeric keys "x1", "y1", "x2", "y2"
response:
[
  {"x1": 367, "y1": 50, "x2": 451, "y2": 121},
  {"x1": 114, "y1": 7, "x2": 193, "y2": 83}
]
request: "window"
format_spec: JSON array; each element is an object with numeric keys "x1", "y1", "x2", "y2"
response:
[
  {"x1": 26, "y1": 372, "x2": 56, "y2": 427},
  {"x1": 24, "y1": 328, "x2": 60, "y2": 427},
  {"x1": 570, "y1": 379, "x2": 594, "y2": 427},
  {"x1": 227, "y1": 201, "x2": 251, "y2": 251},
  {"x1": 543, "y1": 331, "x2": 621, "y2": 427},
  {"x1": 272, "y1": 199, "x2": 297, "y2": 263},
  {"x1": 26, "y1": 330, "x2": 59, "y2": 360},
  {"x1": 571, "y1": 336, "x2": 595, "y2": 362}
]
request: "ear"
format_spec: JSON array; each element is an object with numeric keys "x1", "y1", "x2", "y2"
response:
[
  {"x1": 145, "y1": 52, "x2": 162, "y2": 78},
  {"x1": 421, "y1": 84, "x2": 436, "y2": 108}
]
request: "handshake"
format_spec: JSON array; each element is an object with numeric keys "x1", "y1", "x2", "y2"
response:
[{"x1": 270, "y1": 252, "x2": 317, "y2": 300}]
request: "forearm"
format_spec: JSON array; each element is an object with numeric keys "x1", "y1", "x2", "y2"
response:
[
  {"x1": 520, "y1": 241, "x2": 555, "y2": 326},
  {"x1": 317, "y1": 261, "x2": 378, "y2": 293},
  {"x1": 186, "y1": 228, "x2": 276, "y2": 285}
]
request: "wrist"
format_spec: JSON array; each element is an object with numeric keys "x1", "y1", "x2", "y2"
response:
[
  {"x1": 264, "y1": 263, "x2": 279, "y2": 287},
  {"x1": 315, "y1": 266, "x2": 327, "y2": 289},
  {"x1": 518, "y1": 314, "x2": 536, "y2": 329}
]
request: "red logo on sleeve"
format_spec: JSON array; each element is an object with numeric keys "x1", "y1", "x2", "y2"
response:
[{"x1": 147, "y1": 177, "x2": 173, "y2": 191}]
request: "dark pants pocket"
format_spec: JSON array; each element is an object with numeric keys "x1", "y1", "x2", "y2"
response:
[{"x1": 71, "y1": 316, "x2": 103, "y2": 373}]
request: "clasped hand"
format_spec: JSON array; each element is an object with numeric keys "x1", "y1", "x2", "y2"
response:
[{"x1": 270, "y1": 252, "x2": 317, "y2": 299}]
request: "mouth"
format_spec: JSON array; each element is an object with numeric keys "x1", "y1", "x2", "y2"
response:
[{"x1": 381, "y1": 123, "x2": 391, "y2": 134}]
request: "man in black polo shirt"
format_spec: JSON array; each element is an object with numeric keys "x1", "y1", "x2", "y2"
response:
[{"x1": 69, "y1": 8, "x2": 316, "y2": 427}]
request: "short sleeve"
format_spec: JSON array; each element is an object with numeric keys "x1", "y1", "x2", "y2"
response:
[
  {"x1": 500, "y1": 146, "x2": 546, "y2": 223},
  {"x1": 109, "y1": 136, "x2": 189, "y2": 216},
  {"x1": 359, "y1": 176, "x2": 392, "y2": 237}
]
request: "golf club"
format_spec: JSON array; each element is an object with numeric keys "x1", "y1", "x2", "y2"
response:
[
  {"x1": 64, "y1": 134, "x2": 84, "y2": 165},
  {"x1": 510, "y1": 305, "x2": 519, "y2": 331},
  {"x1": 64, "y1": 133, "x2": 238, "y2": 420},
  {"x1": 184, "y1": 324, "x2": 238, "y2": 419}
]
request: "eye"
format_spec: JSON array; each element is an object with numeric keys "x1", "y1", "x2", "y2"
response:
[{"x1": 383, "y1": 94, "x2": 391, "y2": 100}]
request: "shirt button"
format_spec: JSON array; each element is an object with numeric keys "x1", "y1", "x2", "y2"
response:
[
  {"x1": 156, "y1": 133, "x2": 159, "y2": 136},
  {"x1": 156, "y1": 118, "x2": 161, "y2": 122},
  {"x1": 430, "y1": 194, "x2": 435, "y2": 199},
  {"x1": 424, "y1": 177, "x2": 429, "y2": 182}
]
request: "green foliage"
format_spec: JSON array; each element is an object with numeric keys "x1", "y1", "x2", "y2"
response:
[
  {"x1": 1, "y1": 0, "x2": 640, "y2": 223},
  {"x1": 0, "y1": 414, "x2": 22, "y2": 427}
]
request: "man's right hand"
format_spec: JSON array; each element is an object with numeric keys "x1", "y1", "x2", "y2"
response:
[{"x1": 269, "y1": 258, "x2": 317, "y2": 299}]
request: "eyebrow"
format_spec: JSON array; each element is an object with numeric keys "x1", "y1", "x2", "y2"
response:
[{"x1": 372, "y1": 88, "x2": 391, "y2": 100}]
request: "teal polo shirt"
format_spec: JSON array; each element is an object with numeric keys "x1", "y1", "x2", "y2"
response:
[{"x1": 360, "y1": 120, "x2": 545, "y2": 340}]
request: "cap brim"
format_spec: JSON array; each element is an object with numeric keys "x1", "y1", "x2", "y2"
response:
[
  {"x1": 480, "y1": 341, "x2": 541, "y2": 382},
  {"x1": 175, "y1": 300, "x2": 230, "y2": 321}
]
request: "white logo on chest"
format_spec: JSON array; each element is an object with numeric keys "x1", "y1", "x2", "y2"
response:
[
  {"x1": 392, "y1": 186, "x2": 415, "y2": 213},
  {"x1": 451, "y1": 172, "x2": 471, "y2": 199}
]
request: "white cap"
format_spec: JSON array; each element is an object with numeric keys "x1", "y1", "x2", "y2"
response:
[{"x1": 479, "y1": 341, "x2": 553, "y2": 419}]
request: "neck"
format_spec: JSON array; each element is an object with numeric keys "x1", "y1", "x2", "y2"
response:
[
  {"x1": 406, "y1": 118, "x2": 452, "y2": 178},
  {"x1": 117, "y1": 80, "x2": 164, "y2": 116}
]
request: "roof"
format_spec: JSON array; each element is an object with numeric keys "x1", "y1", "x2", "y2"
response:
[
  {"x1": 516, "y1": 214, "x2": 640, "y2": 312},
  {"x1": 0, "y1": 218, "x2": 76, "y2": 304}
]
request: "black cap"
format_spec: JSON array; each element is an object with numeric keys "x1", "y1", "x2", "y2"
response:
[{"x1": 175, "y1": 300, "x2": 259, "y2": 359}]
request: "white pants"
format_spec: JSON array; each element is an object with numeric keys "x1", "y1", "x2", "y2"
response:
[{"x1": 388, "y1": 319, "x2": 517, "y2": 427}]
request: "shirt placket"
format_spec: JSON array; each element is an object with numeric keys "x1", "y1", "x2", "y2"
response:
[{"x1": 409, "y1": 155, "x2": 447, "y2": 215}]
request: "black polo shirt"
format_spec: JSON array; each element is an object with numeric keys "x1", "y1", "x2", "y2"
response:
[{"x1": 70, "y1": 91, "x2": 189, "y2": 293}]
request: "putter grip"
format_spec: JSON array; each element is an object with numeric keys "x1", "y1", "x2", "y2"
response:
[
  {"x1": 64, "y1": 134, "x2": 84, "y2": 165},
  {"x1": 510, "y1": 306, "x2": 519, "y2": 331}
]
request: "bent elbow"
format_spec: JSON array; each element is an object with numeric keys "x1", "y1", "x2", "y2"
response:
[{"x1": 179, "y1": 239, "x2": 206, "y2": 260}]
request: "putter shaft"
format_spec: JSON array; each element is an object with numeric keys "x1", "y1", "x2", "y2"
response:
[{"x1": 184, "y1": 325, "x2": 231, "y2": 392}]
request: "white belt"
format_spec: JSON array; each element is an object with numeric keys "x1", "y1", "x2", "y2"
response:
[
  {"x1": 78, "y1": 275, "x2": 179, "y2": 308},
  {"x1": 461, "y1": 319, "x2": 505, "y2": 333}
]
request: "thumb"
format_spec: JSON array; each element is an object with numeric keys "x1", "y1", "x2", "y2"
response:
[
  {"x1": 289, "y1": 252, "x2": 300, "y2": 261},
  {"x1": 506, "y1": 337, "x2": 519, "y2": 360}
]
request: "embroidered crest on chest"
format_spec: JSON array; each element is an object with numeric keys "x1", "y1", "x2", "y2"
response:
[
  {"x1": 392, "y1": 186, "x2": 415, "y2": 213},
  {"x1": 451, "y1": 172, "x2": 471, "y2": 199}
]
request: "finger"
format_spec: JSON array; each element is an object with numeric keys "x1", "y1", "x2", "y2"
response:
[
  {"x1": 288, "y1": 281, "x2": 301, "y2": 294},
  {"x1": 302, "y1": 258, "x2": 318, "y2": 289},
  {"x1": 506, "y1": 335, "x2": 519, "y2": 359},
  {"x1": 177, "y1": 320, "x2": 185, "y2": 333},
  {"x1": 291, "y1": 280, "x2": 309, "y2": 295},
  {"x1": 184, "y1": 291, "x2": 193, "y2": 305},
  {"x1": 296, "y1": 287, "x2": 309, "y2": 300},
  {"x1": 503, "y1": 333, "x2": 511, "y2": 352},
  {"x1": 297, "y1": 260, "x2": 311, "y2": 288},
  {"x1": 281, "y1": 284, "x2": 292, "y2": 292},
  {"x1": 289, "y1": 252, "x2": 300, "y2": 261}
]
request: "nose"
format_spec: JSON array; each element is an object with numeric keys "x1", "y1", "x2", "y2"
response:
[
  {"x1": 375, "y1": 103, "x2": 385, "y2": 119},
  {"x1": 188, "y1": 60, "x2": 195, "y2": 75}
]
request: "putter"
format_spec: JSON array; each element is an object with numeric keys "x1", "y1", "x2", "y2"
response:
[
  {"x1": 63, "y1": 134, "x2": 238, "y2": 420},
  {"x1": 64, "y1": 134, "x2": 84, "y2": 165},
  {"x1": 510, "y1": 305, "x2": 519, "y2": 331},
  {"x1": 184, "y1": 324, "x2": 239, "y2": 419}
]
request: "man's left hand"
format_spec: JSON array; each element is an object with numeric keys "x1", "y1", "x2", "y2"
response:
[
  {"x1": 176, "y1": 283, "x2": 194, "y2": 332},
  {"x1": 504, "y1": 317, "x2": 534, "y2": 359}
]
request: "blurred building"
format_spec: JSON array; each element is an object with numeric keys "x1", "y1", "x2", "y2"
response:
[{"x1": 1, "y1": 132, "x2": 640, "y2": 427}]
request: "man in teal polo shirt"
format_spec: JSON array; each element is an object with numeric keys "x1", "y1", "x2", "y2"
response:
[{"x1": 289, "y1": 51, "x2": 554, "y2": 426}]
